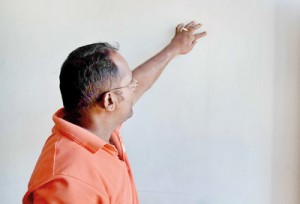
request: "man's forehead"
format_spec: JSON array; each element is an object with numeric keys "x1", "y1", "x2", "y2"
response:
[
  {"x1": 109, "y1": 51, "x2": 127, "y2": 66},
  {"x1": 109, "y1": 51, "x2": 132, "y2": 82}
]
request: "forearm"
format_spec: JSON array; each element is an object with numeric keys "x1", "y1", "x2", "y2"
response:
[
  {"x1": 131, "y1": 21, "x2": 206, "y2": 104},
  {"x1": 132, "y1": 44, "x2": 178, "y2": 104}
]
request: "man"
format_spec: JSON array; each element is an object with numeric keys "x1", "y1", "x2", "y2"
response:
[{"x1": 23, "y1": 21, "x2": 207, "y2": 204}]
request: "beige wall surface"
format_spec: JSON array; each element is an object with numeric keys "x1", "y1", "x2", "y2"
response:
[{"x1": 0, "y1": 0, "x2": 299, "y2": 203}]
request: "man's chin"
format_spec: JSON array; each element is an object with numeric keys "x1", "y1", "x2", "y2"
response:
[
  {"x1": 128, "y1": 109, "x2": 133, "y2": 118},
  {"x1": 122, "y1": 109, "x2": 133, "y2": 122}
]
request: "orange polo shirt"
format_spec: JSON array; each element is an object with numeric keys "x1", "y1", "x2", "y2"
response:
[{"x1": 23, "y1": 108, "x2": 139, "y2": 204}]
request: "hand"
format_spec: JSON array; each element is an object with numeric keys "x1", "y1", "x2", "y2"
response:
[{"x1": 168, "y1": 21, "x2": 207, "y2": 55}]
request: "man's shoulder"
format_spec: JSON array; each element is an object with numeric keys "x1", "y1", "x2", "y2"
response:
[{"x1": 28, "y1": 132, "x2": 111, "y2": 191}]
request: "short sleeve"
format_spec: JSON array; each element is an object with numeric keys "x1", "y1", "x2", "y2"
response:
[{"x1": 24, "y1": 176, "x2": 109, "y2": 204}]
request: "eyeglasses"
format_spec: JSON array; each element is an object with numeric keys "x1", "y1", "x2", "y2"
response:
[
  {"x1": 96, "y1": 78, "x2": 139, "y2": 101},
  {"x1": 109, "y1": 78, "x2": 139, "y2": 92}
]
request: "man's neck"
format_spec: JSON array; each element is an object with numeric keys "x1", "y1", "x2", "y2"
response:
[{"x1": 64, "y1": 109, "x2": 119, "y2": 143}]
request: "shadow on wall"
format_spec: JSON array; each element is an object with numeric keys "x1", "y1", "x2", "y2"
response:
[{"x1": 273, "y1": 1, "x2": 300, "y2": 204}]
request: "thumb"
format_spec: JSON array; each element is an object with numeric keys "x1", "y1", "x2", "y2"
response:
[{"x1": 194, "y1": 31, "x2": 207, "y2": 40}]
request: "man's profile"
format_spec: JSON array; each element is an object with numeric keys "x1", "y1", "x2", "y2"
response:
[{"x1": 23, "y1": 21, "x2": 207, "y2": 204}]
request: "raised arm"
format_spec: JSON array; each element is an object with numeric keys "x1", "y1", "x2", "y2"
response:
[{"x1": 132, "y1": 21, "x2": 207, "y2": 104}]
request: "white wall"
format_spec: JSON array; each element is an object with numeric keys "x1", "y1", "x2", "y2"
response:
[{"x1": 0, "y1": 0, "x2": 299, "y2": 203}]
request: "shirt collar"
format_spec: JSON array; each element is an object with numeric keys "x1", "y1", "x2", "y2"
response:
[{"x1": 52, "y1": 108, "x2": 121, "y2": 153}]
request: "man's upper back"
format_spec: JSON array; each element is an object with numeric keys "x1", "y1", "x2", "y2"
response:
[{"x1": 23, "y1": 108, "x2": 139, "y2": 204}]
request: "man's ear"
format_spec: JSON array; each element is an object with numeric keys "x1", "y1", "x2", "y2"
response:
[{"x1": 103, "y1": 92, "x2": 116, "y2": 112}]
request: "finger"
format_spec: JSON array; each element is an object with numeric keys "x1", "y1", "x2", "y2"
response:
[
  {"x1": 178, "y1": 24, "x2": 185, "y2": 33},
  {"x1": 176, "y1": 23, "x2": 184, "y2": 34},
  {"x1": 188, "y1": 23, "x2": 202, "y2": 33},
  {"x1": 192, "y1": 40, "x2": 198, "y2": 47},
  {"x1": 194, "y1": 31, "x2": 207, "y2": 40},
  {"x1": 185, "y1": 20, "x2": 197, "y2": 30}
]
